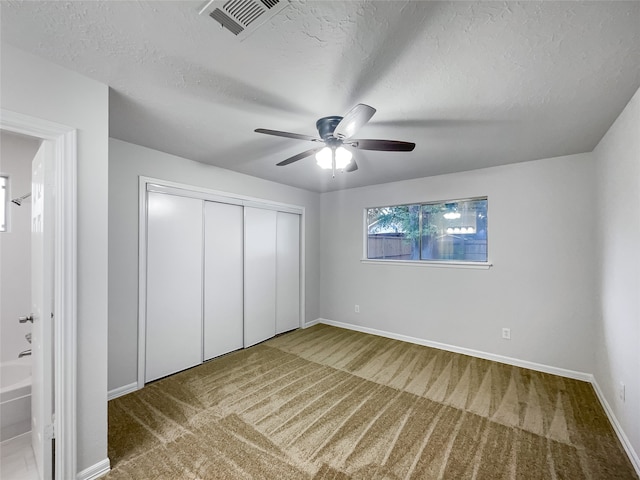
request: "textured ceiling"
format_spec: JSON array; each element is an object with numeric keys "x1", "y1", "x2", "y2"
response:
[{"x1": 2, "y1": 1, "x2": 639, "y2": 192}]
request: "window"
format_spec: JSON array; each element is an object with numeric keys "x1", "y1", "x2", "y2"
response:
[
  {"x1": 0, "y1": 175, "x2": 7, "y2": 232},
  {"x1": 366, "y1": 197, "x2": 488, "y2": 263}
]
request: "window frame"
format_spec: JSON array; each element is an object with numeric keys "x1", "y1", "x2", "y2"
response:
[{"x1": 362, "y1": 196, "x2": 492, "y2": 269}]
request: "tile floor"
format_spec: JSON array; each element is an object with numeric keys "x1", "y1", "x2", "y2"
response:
[{"x1": 0, "y1": 433, "x2": 39, "y2": 480}]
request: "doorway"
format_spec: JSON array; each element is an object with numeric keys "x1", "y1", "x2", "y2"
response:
[
  {"x1": 0, "y1": 110, "x2": 78, "y2": 480},
  {"x1": 0, "y1": 130, "x2": 43, "y2": 480}
]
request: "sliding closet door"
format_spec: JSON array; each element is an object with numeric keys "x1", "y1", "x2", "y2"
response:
[
  {"x1": 146, "y1": 192, "x2": 203, "y2": 382},
  {"x1": 276, "y1": 212, "x2": 300, "y2": 334},
  {"x1": 244, "y1": 207, "x2": 276, "y2": 347},
  {"x1": 204, "y1": 201, "x2": 244, "y2": 360}
]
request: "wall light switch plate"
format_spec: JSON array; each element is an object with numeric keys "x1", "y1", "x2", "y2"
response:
[{"x1": 502, "y1": 328, "x2": 511, "y2": 340}]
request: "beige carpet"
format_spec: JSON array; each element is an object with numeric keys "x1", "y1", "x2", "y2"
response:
[{"x1": 107, "y1": 324, "x2": 637, "y2": 479}]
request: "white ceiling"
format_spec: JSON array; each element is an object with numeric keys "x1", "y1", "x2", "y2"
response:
[{"x1": 2, "y1": 1, "x2": 639, "y2": 192}]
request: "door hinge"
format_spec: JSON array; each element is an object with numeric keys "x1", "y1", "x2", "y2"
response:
[{"x1": 45, "y1": 422, "x2": 55, "y2": 439}]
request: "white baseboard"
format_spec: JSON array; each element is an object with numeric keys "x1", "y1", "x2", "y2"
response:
[
  {"x1": 303, "y1": 318, "x2": 321, "y2": 329},
  {"x1": 318, "y1": 318, "x2": 592, "y2": 381},
  {"x1": 107, "y1": 382, "x2": 138, "y2": 401},
  {"x1": 318, "y1": 318, "x2": 639, "y2": 474},
  {"x1": 76, "y1": 458, "x2": 110, "y2": 480},
  {"x1": 591, "y1": 378, "x2": 640, "y2": 475}
]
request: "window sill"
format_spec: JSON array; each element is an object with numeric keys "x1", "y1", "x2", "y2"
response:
[{"x1": 360, "y1": 259, "x2": 493, "y2": 270}]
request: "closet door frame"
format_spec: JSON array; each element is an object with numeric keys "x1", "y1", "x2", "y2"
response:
[{"x1": 137, "y1": 176, "x2": 305, "y2": 390}]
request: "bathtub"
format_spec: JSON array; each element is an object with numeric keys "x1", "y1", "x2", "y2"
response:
[{"x1": 0, "y1": 357, "x2": 32, "y2": 442}]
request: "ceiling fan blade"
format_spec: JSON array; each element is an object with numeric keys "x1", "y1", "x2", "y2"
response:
[
  {"x1": 349, "y1": 139, "x2": 416, "y2": 152},
  {"x1": 255, "y1": 128, "x2": 321, "y2": 143},
  {"x1": 333, "y1": 104, "x2": 376, "y2": 139},
  {"x1": 276, "y1": 147, "x2": 323, "y2": 166},
  {"x1": 345, "y1": 158, "x2": 358, "y2": 172}
]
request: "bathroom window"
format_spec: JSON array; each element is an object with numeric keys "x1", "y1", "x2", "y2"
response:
[{"x1": 0, "y1": 175, "x2": 7, "y2": 232}]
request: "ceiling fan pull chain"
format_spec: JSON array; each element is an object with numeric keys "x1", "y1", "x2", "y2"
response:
[{"x1": 332, "y1": 148, "x2": 336, "y2": 178}]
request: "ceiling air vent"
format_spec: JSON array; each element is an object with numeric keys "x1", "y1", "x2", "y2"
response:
[{"x1": 198, "y1": 0, "x2": 289, "y2": 40}]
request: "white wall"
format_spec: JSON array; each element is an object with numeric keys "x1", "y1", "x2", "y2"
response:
[
  {"x1": 0, "y1": 131, "x2": 40, "y2": 363},
  {"x1": 108, "y1": 138, "x2": 321, "y2": 392},
  {"x1": 593, "y1": 87, "x2": 640, "y2": 463},
  {"x1": 319, "y1": 153, "x2": 597, "y2": 374},
  {"x1": 1, "y1": 44, "x2": 109, "y2": 474}
]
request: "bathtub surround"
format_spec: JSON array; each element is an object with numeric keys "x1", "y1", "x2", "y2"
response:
[
  {"x1": 0, "y1": 131, "x2": 38, "y2": 446},
  {"x1": 0, "y1": 358, "x2": 32, "y2": 442},
  {"x1": 0, "y1": 131, "x2": 40, "y2": 365},
  {"x1": 106, "y1": 325, "x2": 637, "y2": 479}
]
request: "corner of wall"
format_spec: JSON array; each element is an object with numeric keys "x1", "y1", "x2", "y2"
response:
[
  {"x1": 591, "y1": 85, "x2": 640, "y2": 469},
  {"x1": 76, "y1": 458, "x2": 110, "y2": 480}
]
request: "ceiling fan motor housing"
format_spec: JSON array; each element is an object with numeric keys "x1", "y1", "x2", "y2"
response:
[{"x1": 316, "y1": 116, "x2": 343, "y2": 142}]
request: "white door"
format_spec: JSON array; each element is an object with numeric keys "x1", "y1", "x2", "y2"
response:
[
  {"x1": 204, "y1": 201, "x2": 244, "y2": 360},
  {"x1": 276, "y1": 212, "x2": 300, "y2": 334},
  {"x1": 31, "y1": 141, "x2": 54, "y2": 480},
  {"x1": 244, "y1": 207, "x2": 276, "y2": 347},
  {"x1": 146, "y1": 192, "x2": 203, "y2": 382}
]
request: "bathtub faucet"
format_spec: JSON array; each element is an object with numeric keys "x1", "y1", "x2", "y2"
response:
[{"x1": 18, "y1": 349, "x2": 32, "y2": 358}]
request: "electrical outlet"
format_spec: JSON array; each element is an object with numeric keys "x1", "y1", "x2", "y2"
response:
[
  {"x1": 354, "y1": 304, "x2": 360, "y2": 313},
  {"x1": 502, "y1": 328, "x2": 511, "y2": 340},
  {"x1": 619, "y1": 382, "x2": 626, "y2": 402}
]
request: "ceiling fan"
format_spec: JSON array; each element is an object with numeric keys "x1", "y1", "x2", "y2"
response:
[{"x1": 255, "y1": 104, "x2": 416, "y2": 176}]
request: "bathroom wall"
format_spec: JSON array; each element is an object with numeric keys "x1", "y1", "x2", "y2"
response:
[{"x1": 0, "y1": 130, "x2": 41, "y2": 363}]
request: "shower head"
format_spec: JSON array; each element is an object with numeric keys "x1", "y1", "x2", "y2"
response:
[{"x1": 11, "y1": 192, "x2": 31, "y2": 206}]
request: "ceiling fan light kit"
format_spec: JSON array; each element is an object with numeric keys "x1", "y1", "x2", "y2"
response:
[
  {"x1": 255, "y1": 104, "x2": 416, "y2": 177},
  {"x1": 315, "y1": 146, "x2": 352, "y2": 170}
]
